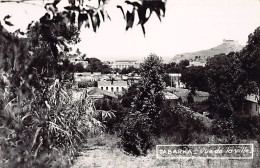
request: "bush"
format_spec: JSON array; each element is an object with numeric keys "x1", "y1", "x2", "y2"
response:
[
  {"x1": 120, "y1": 111, "x2": 152, "y2": 156},
  {"x1": 233, "y1": 115, "x2": 260, "y2": 141},
  {"x1": 210, "y1": 117, "x2": 239, "y2": 143},
  {"x1": 159, "y1": 104, "x2": 209, "y2": 144}
]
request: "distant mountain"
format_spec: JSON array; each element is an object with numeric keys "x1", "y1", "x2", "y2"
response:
[{"x1": 171, "y1": 40, "x2": 244, "y2": 63}]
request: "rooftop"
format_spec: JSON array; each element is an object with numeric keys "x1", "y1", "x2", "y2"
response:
[
  {"x1": 168, "y1": 73, "x2": 181, "y2": 77},
  {"x1": 87, "y1": 87, "x2": 117, "y2": 98},
  {"x1": 246, "y1": 94, "x2": 259, "y2": 103},
  {"x1": 98, "y1": 81, "x2": 128, "y2": 86}
]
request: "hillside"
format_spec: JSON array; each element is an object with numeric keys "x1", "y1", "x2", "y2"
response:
[{"x1": 171, "y1": 40, "x2": 244, "y2": 63}]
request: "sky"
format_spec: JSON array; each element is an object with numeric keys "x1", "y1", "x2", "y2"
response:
[{"x1": 0, "y1": 0, "x2": 260, "y2": 62}]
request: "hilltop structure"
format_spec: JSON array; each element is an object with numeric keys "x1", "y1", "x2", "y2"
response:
[{"x1": 171, "y1": 39, "x2": 244, "y2": 64}]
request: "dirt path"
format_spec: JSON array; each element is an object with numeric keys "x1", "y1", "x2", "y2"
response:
[
  {"x1": 71, "y1": 146, "x2": 160, "y2": 168},
  {"x1": 71, "y1": 145, "x2": 256, "y2": 168},
  {"x1": 71, "y1": 134, "x2": 259, "y2": 168}
]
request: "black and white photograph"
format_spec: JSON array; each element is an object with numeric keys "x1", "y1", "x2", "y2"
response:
[{"x1": 0, "y1": 0, "x2": 259, "y2": 167}]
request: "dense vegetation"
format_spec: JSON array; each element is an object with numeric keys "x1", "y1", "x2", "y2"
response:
[{"x1": 0, "y1": 0, "x2": 167, "y2": 166}]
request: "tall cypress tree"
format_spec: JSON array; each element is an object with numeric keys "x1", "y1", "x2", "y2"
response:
[{"x1": 133, "y1": 53, "x2": 166, "y2": 134}]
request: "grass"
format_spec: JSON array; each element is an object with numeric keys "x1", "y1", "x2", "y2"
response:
[{"x1": 71, "y1": 133, "x2": 259, "y2": 168}]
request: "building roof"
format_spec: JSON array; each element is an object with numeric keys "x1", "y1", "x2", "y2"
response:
[
  {"x1": 165, "y1": 88, "x2": 209, "y2": 102},
  {"x1": 246, "y1": 94, "x2": 259, "y2": 103},
  {"x1": 164, "y1": 92, "x2": 179, "y2": 100},
  {"x1": 98, "y1": 81, "x2": 128, "y2": 86},
  {"x1": 74, "y1": 72, "x2": 92, "y2": 76},
  {"x1": 74, "y1": 72, "x2": 102, "y2": 76},
  {"x1": 168, "y1": 73, "x2": 181, "y2": 77},
  {"x1": 87, "y1": 87, "x2": 117, "y2": 99}
]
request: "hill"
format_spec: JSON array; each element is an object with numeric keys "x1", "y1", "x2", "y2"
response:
[{"x1": 171, "y1": 40, "x2": 244, "y2": 63}]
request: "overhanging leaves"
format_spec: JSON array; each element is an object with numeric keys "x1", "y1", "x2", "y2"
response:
[{"x1": 121, "y1": 0, "x2": 166, "y2": 35}]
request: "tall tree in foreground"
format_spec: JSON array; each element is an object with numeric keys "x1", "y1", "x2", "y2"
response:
[
  {"x1": 134, "y1": 54, "x2": 166, "y2": 133},
  {"x1": 121, "y1": 54, "x2": 166, "y2": 156}
]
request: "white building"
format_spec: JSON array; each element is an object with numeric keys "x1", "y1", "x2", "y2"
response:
[
  {"x1": 168, "y1": 73, "x2": 185, "y2": 88},
  {"x1": 110, "y1": 60, "x2": 140, "y2": 70},
  {"x1": 98, "y1": 81, "x2": 128, "y2": 93},
  {"x1": 245, "y1": 93, "x2": 260, "y2": 116}
]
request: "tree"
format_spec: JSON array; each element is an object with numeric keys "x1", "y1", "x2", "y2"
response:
[
  {"x1": 239, "y1": 27, "x2": 260, "y2": 88},
  {"x1": 120, "y1": 54, "x2": 166, "y2": 155},
  {"x1": 179, "y1": 59, "x2": 190, "y2": 67},
  {"x1": 121, "y1": 83, "x2": 139, "y2": 108},
  {"x1": 163, "y1": 74, "x2": 171, "y2": 87},
  {"x1": 0, "y1": 0, "x2": 168, "y2": 165},
  {"x1": 164, "y1": 60, "x2": 189, "y2": 73},
  {"x1": 74, "y1": 63, "x2": 86, "y2": 72},
  {"x1": 206, "y1": 52, "x2": 252, "y2": 118},
  {"x1": 181, "y1": 66, "x2": 209, "y2": 93},
  {"x1": 164, "y1": 62, "x2": 178, "y2": 73},
  {"x1": 133, "y1": 54, "x2": 166, "y2": 133},
  {"x1": 1, "y1": 0, "x2": 166, "y2": 36},
  {"x1": 121, "y1": 66, "x2": 139, "y2": 74},
  {"x1": 84, "y1": 57, "x2": 111, "y2": 73},
  {"x1": 101, "y1": 64, "x2": 112, "y2": 74},
  {"x1": 0, "y1": 22, "x2": 98, "y2": 167}
]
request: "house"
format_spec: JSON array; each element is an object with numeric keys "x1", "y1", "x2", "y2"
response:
[
  {"x1": 74, "y1": 72, "x2": 102, "y2": 82},
  {"x1": 110, "y1": 60, "x2": 140, "y2": 70},
  {"x1": 98, "y1": 80, "x2": 128, "y2": 93},
  {"x1": 244, "y1": 93, "x2": 260, "y2": 116},
  {"x1": 168, "y1": 73, "x2": 185, "y2": 88},
  {"x1": 126, "y1": 74, "x2": 141, "y2": 85}
]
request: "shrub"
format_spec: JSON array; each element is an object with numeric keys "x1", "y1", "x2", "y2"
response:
[
  {"x1": 159, "y1": 104, "x2": 209, "y2": 144},
  {"x1": 233, "y1": 115, "x2": 260, "y2": 141},
  {"x1": 120, "y1": 111, "x2": 152, "y2": 156},
  {"x1": 210, "y1": 117, "x2": 239, "y2": 143}
]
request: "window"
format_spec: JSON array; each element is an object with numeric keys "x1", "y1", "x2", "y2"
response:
[
  {"x1": 106, "y1": 87, "x2": 108, "y2": 90},
  {"x1": 111, "y1": 87, "x2": 114, "y2": 92},
  {"x1": 101, "y1": 87, "x2": 103, "y2": 90},
  {"x1": 116, "y1": 87, "x2": 119, "y2": 92}
]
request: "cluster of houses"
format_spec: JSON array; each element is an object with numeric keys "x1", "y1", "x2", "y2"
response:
[
  {"x1": 72, "y1": 71, "x2": 140, "y2": 101},
  {"x1": 71, "y1": 68, "x2": 187, "y2": 101},
  {"x1": 69, "y1": 58, "x2": 141, "y2": 71},
  {"x1": 69, "y1": 57, "x2": 260, "y2": 116}
]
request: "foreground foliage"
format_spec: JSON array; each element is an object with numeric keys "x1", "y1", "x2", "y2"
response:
[
  {"x1": 0, "y1": 80, "x2": 104, "y2": 167},
  {"x1": 0, "y1": 19, "x2": 105, "y2": 167}
]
